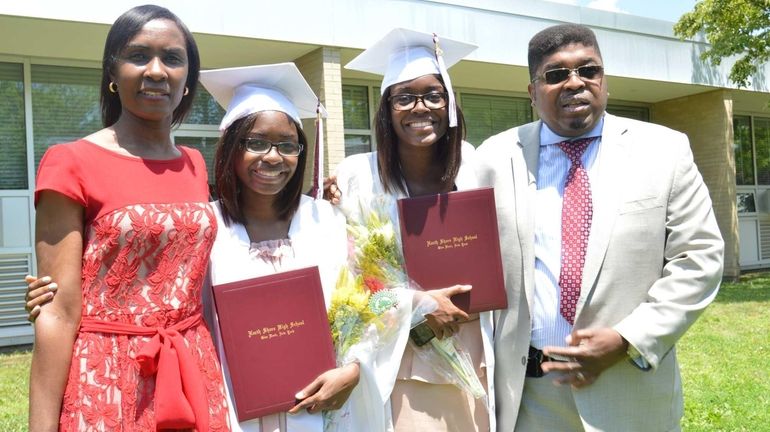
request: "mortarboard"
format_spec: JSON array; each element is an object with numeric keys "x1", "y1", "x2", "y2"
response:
[
  {"x1": 199, "y1": 62, "x2": 327, "y2": 132},
  {"x1": 345, "y1": 28, "x2": 477, "y2": 127},
  {"x1": 199, "y1": 63, "x2": 328, "y2": 199}
]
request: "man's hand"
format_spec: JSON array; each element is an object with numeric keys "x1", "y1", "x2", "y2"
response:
[{"x1": 541, "y1": 327, "x2": 629, "y2": 388}]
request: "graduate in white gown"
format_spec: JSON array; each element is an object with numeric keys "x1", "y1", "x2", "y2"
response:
[
  {"x1": 335, "y1": 29, "x2": 497, "y2": 432},
  {"x1": 198, "y1": 63, "x2": 365, "y2": 432}
]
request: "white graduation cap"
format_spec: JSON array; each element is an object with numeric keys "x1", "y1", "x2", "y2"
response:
[
  {"x1": 199, "y1": 62, "x2": 327, "y2": 132},
  {"x1": 199, "y1": 63, "x2": 328, "y2": 198},
  {"x1": 345, "y1": 28, "x2": 477, "y2": 127}
]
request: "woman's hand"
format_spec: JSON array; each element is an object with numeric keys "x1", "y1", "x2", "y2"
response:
[
  {"x1": 424, "y1": 285, "x2": 471, "y2": 339},
  {"x1": 24, "y1": 275, "x2": 58, "y2": 323},
  {"x1": 288, "y1": 362, "x2": 360, "y2": 414},
  {"x1": 322, "y1": 176, "x2": 341, "y2": 205}
]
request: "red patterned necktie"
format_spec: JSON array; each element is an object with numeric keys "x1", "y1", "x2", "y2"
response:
[{"x1": 558, "y1": 138, "x2": 593, "y2": 325}]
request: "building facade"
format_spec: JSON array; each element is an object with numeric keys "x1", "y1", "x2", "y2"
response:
[{"x1": 1, "y1": 0, "x2": 768, "y2": 346}]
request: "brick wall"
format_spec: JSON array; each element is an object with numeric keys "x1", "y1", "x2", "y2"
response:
[
  {"x1": 651, "y1": 90, "x2": 739, "y2": 279},
  {"x1": 295, "y1": 47, "x2": 345, "y2": 191}
]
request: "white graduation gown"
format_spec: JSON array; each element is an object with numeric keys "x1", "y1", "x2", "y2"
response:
[
  {"x1": 334, "y1": 143, "x2": 498, "y2": 432},
  {"x1": 204, "y1": 196, "x2": 351, "y2": 432}
]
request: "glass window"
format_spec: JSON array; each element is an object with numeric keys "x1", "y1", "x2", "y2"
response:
[
  {"x1": 754, "y1": 117, "x2": 770, "y2": 185},
  {"x1": 460, "y1": 94, "x2": 532, "y2": 147},
  {"x1": 342, "y1": 85, "x2": 374, "y2": 156},
  {"x1": 737, "y1": 192, "x2": 756, "y2": 213},
  {"x1": 734, "y1": 116, "x2": 754, "y2": 185},
  {"x1": 31, "y1": 65, "x2": 101, "y2": 167},
  {"x1": 0, "y1": 62, "x2": 26, "y2": 189},
  {"x1": 173, "y1": 135, "x2": 218, "y2": 194},
  {"x1": 184, "y1": 86, "x2": 225, "y2": 125},
  {"x1": 343, "y1": 85, "x2": 370, "y2": 130},
  {"x1": 606, "y1": 105, "x2": 649, "y2": 122},
  {"x1": 175, "y1": 87, "x2": 223, "y2": 196},
  {"x1": 344, "y1": 134, "x2": 371, "y2": 156}
]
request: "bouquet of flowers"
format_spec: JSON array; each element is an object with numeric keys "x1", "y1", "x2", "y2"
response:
[
  {"x1": 327, "y1": 266, "x2": 399, "y2": 363},
  {"x1": 327, "y1": 196, "x2": 404, "y2": 364},
  {"x1": 330, "y1": 195, "x2": 486, "y2": 398},
  {"x1": 324, "y1": 197, "x2": 408, "y2": 431}
]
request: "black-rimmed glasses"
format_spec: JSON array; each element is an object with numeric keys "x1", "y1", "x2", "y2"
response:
[
  {"x1": 388, "y1": 91, "x2": 449, "y2": 111},
  {"x1": 532, "y1": 65, "x2": 604, "y2": 85},
  {"x1": 240, "y1": 138, "x2": 304, "y2": 157}
]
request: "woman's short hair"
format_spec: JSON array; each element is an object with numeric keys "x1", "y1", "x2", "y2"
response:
[
  {"x1": 100, "y1": 4, "x2": 200, "y2": 127},
  {"x1": 215, "y1": 111, "x2": 308, "y2": 226},
  {"x1": 374, "y1": 74, "x2": 465, "y2": 195}
]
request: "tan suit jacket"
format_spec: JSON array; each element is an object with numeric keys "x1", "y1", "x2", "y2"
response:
[{"x1": 475, "y1": 114, "x2": 724, "y2": 431}]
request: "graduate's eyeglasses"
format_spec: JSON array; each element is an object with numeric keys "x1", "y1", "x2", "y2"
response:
[
  {"x1": 388, "y1": 91, "x2": 448, "y2": 111},
  {"x1": 240, "y1": 138, "x2": 303, "y2": 157},
  {"x1": 532, "y1": 65, "x2": 604, "y2": 85}
]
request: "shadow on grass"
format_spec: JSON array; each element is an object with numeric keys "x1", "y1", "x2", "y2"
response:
[
  {"x1": 716, "y1": 271, "x2": 770, "y2": 303},
  {"x1": 0, "y1": 344, "x2": 31, "y2": 355}
]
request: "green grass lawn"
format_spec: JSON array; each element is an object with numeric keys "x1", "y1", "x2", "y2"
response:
[
  {"x1": 0, "y1": 347, "x2": 32, "y2": 432},
  {"x1": 678, "y1": 271, "x2": 770, "y2": 431},
  {"x1": 2, "y1": 273, "x2": 768, "y2": 430}
]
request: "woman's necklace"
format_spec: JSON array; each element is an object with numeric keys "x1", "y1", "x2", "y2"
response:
[
  {"x1": 404, "y1": 176, "x2": 453, "y2": 198},
  {"x1": 244, "y1": 217, "x2": 290, "y2": 244}
]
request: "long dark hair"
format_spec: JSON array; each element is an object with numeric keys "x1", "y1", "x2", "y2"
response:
[
  {"x1": 214, "y1": 112, "x2": 308, "y2": 226},
  {"x1": 100, "y1": 4, "x2": 200, "y2": 127},
  {"x1": 374, "y1": 74, "x2": 465, "y2": 195}
]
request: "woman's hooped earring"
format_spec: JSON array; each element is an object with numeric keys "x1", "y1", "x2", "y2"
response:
[
  {"x1": 108, "y1": 82, "x2": 118, "y2": 93},
  {"x1": 183, "y1": 86, "x2": 189, "y2": 96}
]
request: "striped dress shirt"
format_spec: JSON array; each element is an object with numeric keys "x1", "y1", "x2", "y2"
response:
[{"x1": 530, "y1": 118, "x2": 604, "y2": 351}]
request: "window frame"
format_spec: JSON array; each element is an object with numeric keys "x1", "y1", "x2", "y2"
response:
[
  {"x1": 341, "y1": 79, "x2": 380, "y2": 156},
  {"x1": 0, "y1": 56, "x2": 29, "y2": 191},
  {"x1": 606, "y1": 103, "x2": 650, "y2": 122},
  {"x1": 456, "y1": 88, "x2": 533, "y2": 147},
  {"x1": 733, "y1": 112, "x2": 770, "y2": 216}
]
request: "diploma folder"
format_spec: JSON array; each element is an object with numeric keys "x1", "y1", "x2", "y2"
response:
[
  {"x1": 398, "y1": 187, "x2": 508, "y2": 313},
  {"x1": 212, "y1": 266, "x2": 335, "y2": 422}
]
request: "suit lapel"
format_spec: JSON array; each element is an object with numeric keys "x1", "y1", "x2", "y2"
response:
[
  {"x1": 577, "y1": 114, "x2": 630, "y2": 320},
  {"x1": 515, "y1": 122, "x2": 541, "y2": 314}
]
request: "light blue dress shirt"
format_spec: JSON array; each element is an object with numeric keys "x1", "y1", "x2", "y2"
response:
[{"x1": 530, "y1": 118, "x2": 604, "y2": 351}]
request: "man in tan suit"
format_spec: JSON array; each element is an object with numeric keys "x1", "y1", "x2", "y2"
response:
[{"x1": 475, "y1": 24, "x2": 724, "y2": 431}]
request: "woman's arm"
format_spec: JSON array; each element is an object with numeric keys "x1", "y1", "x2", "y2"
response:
[{"x1": 29, "y1": 191, "x2": 84, "y2": 431}]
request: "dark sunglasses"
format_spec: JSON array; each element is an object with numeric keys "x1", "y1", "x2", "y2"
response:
[
  {"x1": 240, "y1": 138, "x2": 303, "y2": 157},
  {"x1": 533, "y1": 65, "x2": 604, "y2": 85}
]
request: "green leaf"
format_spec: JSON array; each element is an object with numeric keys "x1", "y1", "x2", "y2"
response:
[{"x1": 674, "y1": 0, "x2": 770, "y2": 88}]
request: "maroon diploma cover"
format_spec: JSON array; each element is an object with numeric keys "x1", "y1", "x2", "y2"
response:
[
  {"x1": 212, "y1": 266, "x2": 336, "y2": 422},
  {"x1": 398, "y1": 187, "x2": 508, "y2": 313}
]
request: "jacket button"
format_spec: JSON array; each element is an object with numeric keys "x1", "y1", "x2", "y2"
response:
[{"x1": 521, "y1": 356, "x2": 527, "y2": 366}]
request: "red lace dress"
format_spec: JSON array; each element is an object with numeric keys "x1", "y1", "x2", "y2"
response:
[{"x1": 35, "y1": 140, "x2": 229, "y2": 431}]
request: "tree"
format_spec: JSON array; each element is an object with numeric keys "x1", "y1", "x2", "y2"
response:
[{"x1": 674, "y1": 0, "x2": 770, "y2": 87}]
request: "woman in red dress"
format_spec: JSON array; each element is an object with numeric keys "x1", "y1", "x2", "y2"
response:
[{"x1": 29, "y1": 5, "x2": 228, "y2": 431}]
